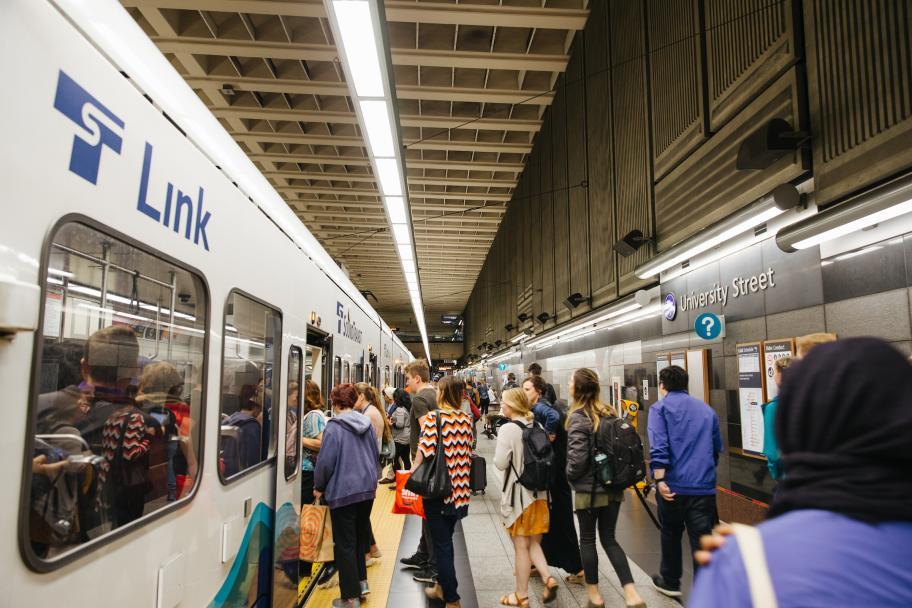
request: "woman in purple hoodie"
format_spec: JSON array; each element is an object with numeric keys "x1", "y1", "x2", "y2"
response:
[{"x1": 314, "y1": 384, "x2": 379, "y2": 608}]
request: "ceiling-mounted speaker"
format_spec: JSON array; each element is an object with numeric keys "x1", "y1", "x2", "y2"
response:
[
  {"x1": 517, "y1": 313, "x2": 530, "y2": 322},
  {"x1": 563, "y1": 292, "x2": 588, "y2": 311},
  {"x1": 614, "y1": 229, "x2": 652, "y2": 257},
  {"x1": 536, "y1": 312, "x2": 552, "y2": 324},
  {"x1": 736, "y1": 118, "x2": 809, "y2": 170}
]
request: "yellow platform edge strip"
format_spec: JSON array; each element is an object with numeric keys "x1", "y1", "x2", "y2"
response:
[{"x1": 305, "y1": 486, "x2": 406, "y2": 608}]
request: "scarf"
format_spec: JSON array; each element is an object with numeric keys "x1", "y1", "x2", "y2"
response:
[{"x1": 768, "y1": 337, "x2": 912, "y2": 523}]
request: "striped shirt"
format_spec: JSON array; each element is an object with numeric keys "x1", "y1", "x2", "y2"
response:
[{"x1": 418, "y1": 408, "x2": 474, "y2": 510}]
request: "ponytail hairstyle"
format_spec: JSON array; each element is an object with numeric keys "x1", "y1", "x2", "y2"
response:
[
  {"x1": 355, "y1": 382, "x2": 393, "y2": 443},
  {"x1": 437, "y1": 375, "x2": 464, "y2": 411},
  {"x1": 566, "y1": 368, "x2": 615, "y2": 430}
]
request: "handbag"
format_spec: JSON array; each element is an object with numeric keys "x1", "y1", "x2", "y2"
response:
[
  {"x1": 392, "y1": 470, "x2": 425, "y2": 518},
  {"x1": 405, "y1": 412, "x2": 453, "y2": 500},
  {"x1": 299, "y1": 501, "x2": 334, "y2": 562}
]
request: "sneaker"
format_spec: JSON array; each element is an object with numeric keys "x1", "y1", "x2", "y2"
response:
[
  {"x1": 652, "y1": 574, "x2": 682, "y2": 597},
  {"x1": 378, "y1": 476, "x2": 395, "y2": 484},
  {"x1": 360, "y1": 580, "x2": 370, "y2": 596},
  {"x1": 331, "y1": 599, "x2": 360, "y2": 608},
  {"x1": 399, "y1": 553, "x2": 428, "y2": 570},
  {"x1": 365, "y1": 557, "x2": 378, "y2": 568},
  {"x1": 412, "y1": 567, "x2": 438, "y2": 584},
  {"x1": 369, "y1": 547, "x2": 383, "y2": 559}
]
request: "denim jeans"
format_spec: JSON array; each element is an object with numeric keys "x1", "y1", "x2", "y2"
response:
[
  {"x1": 329, "y1": 500, "x2": 372, "y2": 600},
  {"x1": 425, "y1": 499, "x2": 460, "y2": 602},
  {"x1": 576, "y1": 502, "x2": 634, "y2": 586},
  {"x1": 657, "y1": 493, "x2": 717, "y2": 585},
  {"x1": 166, "y1": 439, "x2": 179, "y2": 495}
]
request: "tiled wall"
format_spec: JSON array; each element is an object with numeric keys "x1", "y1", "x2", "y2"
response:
[{"x1": 503, "y1": 230, "x2": 912, "y2": 523}]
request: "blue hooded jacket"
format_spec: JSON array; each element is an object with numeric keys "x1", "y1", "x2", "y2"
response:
[
  {"x1": 647, "y1": 390, "x2": 722, "y2": 495},
  {"x1": 314, "y1": 410, "x2": 379, "y2": 508}
]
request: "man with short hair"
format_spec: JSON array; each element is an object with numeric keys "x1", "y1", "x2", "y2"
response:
[
  {"x1": 503, "y1": 372, "x2": 518, "y2": 390},
  {"x1": 527, "y1": 362, "x2": 557, "y2": 405},
  {"x1": 400, "y1": 359, "x2": 439, "y2": 584},
  {"x1": 648, "y1": 365, "x2": 723, "y2": 598}
]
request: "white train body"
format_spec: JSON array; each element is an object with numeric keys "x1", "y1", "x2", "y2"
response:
[{"x1": 0, "y1": 0, "x2": 410, "y2": 606}]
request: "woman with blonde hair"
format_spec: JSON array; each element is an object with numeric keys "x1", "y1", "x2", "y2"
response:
[
  {"x1": 411, "y1": 375, "x2": 474, "y2": 608},
  {"x1": 494, "y1": 388, "x2": 559, "y2": 607},
  {"x1": 566, "y1": 368, "x2": 645, "y2": 608}
]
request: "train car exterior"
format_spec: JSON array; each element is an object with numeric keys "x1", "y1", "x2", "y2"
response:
[{"x1": 0, "y1": 1, "x2": 411, "y2": 606}]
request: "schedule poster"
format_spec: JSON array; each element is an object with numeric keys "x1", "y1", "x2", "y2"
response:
[
  {"x1": 737, "y1": 343, "x2": 765, "y2": 455},
  {"x1": 763, "y1": 338, "x2": 794, "y2": 400}
]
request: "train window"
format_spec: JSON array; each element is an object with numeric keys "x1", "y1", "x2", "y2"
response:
[
  {"x1": 24, "y1": 220, "x2": 207, "y2": 567},
  {"x1": 219, "y1": 291, "x2": 281, "y2": 482},
  {"x1": 284, "y1": 347, "x2": 302, "y2": 481},
  {"x1": 333, "y1": 357, "x2": 341, "y2": 387},
  {"x1": 354, "y1": 363, "x2": 364, "y2": 383},
  {"x1": 343, "y1": 361, "x2": 351, "y2": 383}
]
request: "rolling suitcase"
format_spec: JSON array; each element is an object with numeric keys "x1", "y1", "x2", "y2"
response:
[{"x1": 470, "y1": 454, "x2": 487, "y2": 494}]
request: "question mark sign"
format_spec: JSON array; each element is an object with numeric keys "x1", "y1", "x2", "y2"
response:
[{"x1": 702, "y1": 316, "x2": 715, "y2": 336}]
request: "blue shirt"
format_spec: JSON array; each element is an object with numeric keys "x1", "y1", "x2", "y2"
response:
[
  {"x1": 761, "y1": 397, "x2": 782, "y2": 480},
  {"x1": 647, "y1": 390, "x2": 722, "y2": 495},
  {"x1": 301, "y1": 410, "x2": 326, "y2": 472},
  {"x1": 532, "y1": 399, "x2": 560, "y2": 434},
  {"x1": 690, "y1": 510, "x2": 912, "y2": 607}
]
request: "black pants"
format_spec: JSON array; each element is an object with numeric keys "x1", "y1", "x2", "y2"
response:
[
  {"x1": 425, "y1": 499, "x2": 460, "y2": 603},
  {"x1": 575, "y1": 503, "x2": 634, "y2": 586},
  {"x1": 657, "y1": 493, "x2": 717, "y2": 585},
  {"x1": 394, "y1": 442, "x2": 411, "y2": 471},
  {"x1": 329, "y1": 500, "x2": 372, "y2": 600},
  {"x1": 480, "y1": 398, "x2": 490, "y2": 416},
  {"x1": 415, "y1": 517, "x2": 437, "y2": 568},
  {"x1": 111, "y1": 485, "x2": 146, "y2": 528}
]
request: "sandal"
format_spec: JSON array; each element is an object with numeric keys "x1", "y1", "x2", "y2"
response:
[
  {"x1": 499, "y1": 592, "x2": 529, "y2": 607},
  {"x1": 542, "y1": 577, "x2": 559, "y2": 604}
]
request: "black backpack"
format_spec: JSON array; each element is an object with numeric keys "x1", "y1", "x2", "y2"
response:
[
  {"x1": 592, "y1": 416, "x2": 646, "y2": 490},
  {"x1": 508, "y1": 420, "x2": 555, "y2": 492}
]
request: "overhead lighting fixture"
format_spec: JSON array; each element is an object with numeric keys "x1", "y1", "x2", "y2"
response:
[
  {"x1": 325, "y1": 0, "x2": 429, "y2": 361},
  {"x1": 636, "y1": 184, "x2": 800, "y2": 279},
  {"x1": 777, "y1": 172, "x2": 912, "y2": 252},
  {"x1": 509, "y1": 332, "x2": 528, "y2": 344},
  {"x1": 613, "y1": 230, "x2": 652, "y2": 258}
]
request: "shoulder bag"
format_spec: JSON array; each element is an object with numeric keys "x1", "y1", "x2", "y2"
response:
[{"x1": 405, "y1": 412, "x2": 453, "y2": 500}]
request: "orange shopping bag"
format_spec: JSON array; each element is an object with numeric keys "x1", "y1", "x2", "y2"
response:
[{"x1": 392, "y1": 470, "x2": 425, "y2": 519}]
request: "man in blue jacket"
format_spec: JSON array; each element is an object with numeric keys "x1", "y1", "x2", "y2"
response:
[{"x1": 647, "y1": 365, "x2": 722, "y2": 598}]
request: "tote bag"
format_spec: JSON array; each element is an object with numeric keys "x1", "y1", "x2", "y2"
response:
[
  {"x1": 299, "y1": 501, "x2": 334, "y2": 562},
  {"x1": 392, "y1": 470, "x2": 425, "y2": 518},
  {"x1": 405, "y1": 413, "x2": 453, "y2": 500}
]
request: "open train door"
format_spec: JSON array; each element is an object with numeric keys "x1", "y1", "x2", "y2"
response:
[{"x1": 271, "y1": 343, "x2": 305, "y2": 608}]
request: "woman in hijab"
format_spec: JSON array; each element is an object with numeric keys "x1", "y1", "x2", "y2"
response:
[{"x1": 689, "y1": 338, "x2": 912, "y2": 607}]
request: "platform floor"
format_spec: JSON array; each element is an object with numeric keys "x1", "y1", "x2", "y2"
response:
[{"x1": 306, "y1": 423, "x2": 692, "y2": 608}]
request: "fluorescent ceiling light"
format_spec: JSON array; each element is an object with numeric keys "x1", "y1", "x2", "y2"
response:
[
  {"x1": 376, "y1": 158, "x2": 402, "y2": 196},
  {"x1": 638, "y1": 207, "x2": 784, "y2": 278},
  {"x1": 397, "y1": 244, "x2": 414, "y2": 261},
  {"x1": 384, "y1": 196, "x2": 407, "y2": 224},
  {"x1": 48, "y1": 268, "x2": 74, "y2": 278},
  {"x1": 404, "y1": 271, "x2": 418, "y2": 284},
  {"x1": 360, "y1": 100, "x2": 396, "y2": 158},
  {"x1": 509, "y1": 333, "x2": 527, "y2": 344},
  {"x1": 792, "y1": 199, "x2": 912, "y2": 249},
  {"x1": 332, "y1": 0, "x2": 384, "y2": 97},
  {"x1": 391, "y1": 223, "x2": 411, "y2": 245}
]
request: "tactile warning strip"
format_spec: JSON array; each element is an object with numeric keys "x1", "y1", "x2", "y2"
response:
[{"x1": 305, "y1": 485, "x2": 405, "y2": 608}]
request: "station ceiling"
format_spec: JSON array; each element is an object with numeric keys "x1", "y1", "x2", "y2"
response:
[{"x1": 122, "y1": 0, "x2": 587, "y2": 338}]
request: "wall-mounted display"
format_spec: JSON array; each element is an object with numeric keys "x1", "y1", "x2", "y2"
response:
[
  {"x1": 763, "y1": 338, "x2": 795, "y2": 400},
  {"x1": 737, "y1": 342, "x2": 766, "y2": 456}
]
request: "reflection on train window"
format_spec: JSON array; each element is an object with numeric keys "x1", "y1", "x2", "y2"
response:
[
  {"x1": 343, "y1": 361, "x2": 351, "y2": 383},
  {"x1": 333, "y1": 356, "x2": 341, "y2": 387},
  {"x1": 285, "y1": 347, "x2": 302, "y2": 481},
  {"x1": 219, "y1": 291, "x2": 281, "y2": 482},
  {"x1": 384, "y1": 366, "x2": 391, "y2": 388},
  {"x1": 354, "y1": 363, "x2": 363, "y2": 383},
  {"x1": 26, "y1": 221, "x2": 207, "y2": 564}
]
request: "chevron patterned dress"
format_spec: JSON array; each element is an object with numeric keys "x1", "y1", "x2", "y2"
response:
[{"x1": 418, "y1": 408, "x2": 474, "y2": 512}]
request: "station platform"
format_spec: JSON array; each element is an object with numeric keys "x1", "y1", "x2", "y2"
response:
[{"x1": 305, "y1": 429, "x2": 686, "y2": 608}]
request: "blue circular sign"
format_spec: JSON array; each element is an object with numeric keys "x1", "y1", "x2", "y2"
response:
[
  {"x1": 694, "y1": 312, "x2": 722, "y2": 340},
  {"x1": 498, "y1": 363, "x2": 507, "y2": 371},
  {"x1": 663, "y1": 293, "x2": 677, "y2": 321}
]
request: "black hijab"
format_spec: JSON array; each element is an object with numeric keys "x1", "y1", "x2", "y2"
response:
[{"x1": 769, "y1": 337, "x2": 912, "y2": 523}]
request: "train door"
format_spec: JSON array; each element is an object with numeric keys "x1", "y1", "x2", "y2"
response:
[
  {"x1": 369, "y1": 352, "x2": 379, "y2": 386},
  {"x1": 306, "y1": 327, "x2": 332, "y2": 408},
  {"x1": 271, "y1": 343, "x2": 304, "y2": 608}
]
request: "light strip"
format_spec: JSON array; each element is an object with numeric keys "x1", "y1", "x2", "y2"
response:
[
  {"x1": 324, "y1": 0, "x2": 429, "y2": 361},
  {"x1": 53, "y1": 0, "x2": 383, "y2": 329}
]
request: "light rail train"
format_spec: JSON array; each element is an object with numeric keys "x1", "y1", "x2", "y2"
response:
[{"x1": 0, "y1": 0, "x2": 412, "y2": 606}]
